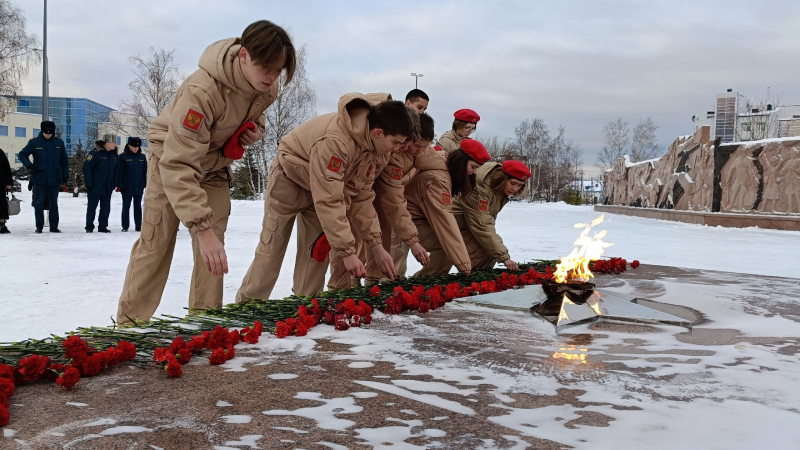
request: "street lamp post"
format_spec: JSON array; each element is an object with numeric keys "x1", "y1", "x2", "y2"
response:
[
  {"x1": 410, "y1": 73, "x2": 424, "y2": 89},
  {"x1": 41, "y1": 0, "x2": 49, "y2": 121}
]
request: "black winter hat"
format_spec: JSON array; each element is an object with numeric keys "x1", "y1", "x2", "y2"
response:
[
  {"x1": 40, "y1": 121, "x2": 56, "y2": 133},
  {"x1": 127, "y1": 137, "x2": 142, "y2": 147}
]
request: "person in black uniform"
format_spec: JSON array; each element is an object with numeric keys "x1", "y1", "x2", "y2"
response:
[
  {"x1": 83, "y1": 135, "x2": 119, "y2": 233},
  {"x1": 18, "y1": 121, "x2": 68, "y2": 233},
  {"x1": 116, "y1": 137, "x2": 147, "y2": 232}
]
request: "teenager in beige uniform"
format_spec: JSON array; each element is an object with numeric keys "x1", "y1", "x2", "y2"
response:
[
  {"x1": 325, "y1": 99, "x2": 427, "y2": 290},
  {"x1": 360, "y1": 91, "x2": 431, "y2": 283},
  {"x1": 357, "y1": 113, "x2": 437, "y2": 286},
  {"x1": 400, "y1": 138, "x2": 493, "y2": 277},
  {"x1": 436, "y1": 109, "x2": 480, "y2": 153},
  {"x1": 449, "y1": 160, "x2": 531, "y2": 272},
  {"x1": 116, "y1": 21, "x2": 295, "y2": 323},
  {"x1": 236, "y1": 96, "x2": 416, "y2": 302}
]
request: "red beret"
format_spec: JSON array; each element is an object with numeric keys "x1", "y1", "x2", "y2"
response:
[
  {"x1": 454, "y1": 109, "x2": 480, "y2": 124},
  {"x1": 459, "y1": 139, "x2": 491, "y2": 164},
  {"x1": 502, "y1": 160, "x2": 531, "y2": 181}
]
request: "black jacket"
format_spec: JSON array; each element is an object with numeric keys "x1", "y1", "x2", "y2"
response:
[
  {"x1": 116, "y1": 145, "x2": 148, "y2": 195},
  {"x1": 18, "y1": 132, "x2": 69, "y2": 186},
  {"x1": 83, "y1": 141, "x2": 119, "y2": 195}
]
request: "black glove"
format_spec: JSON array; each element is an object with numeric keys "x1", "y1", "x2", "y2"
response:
[{"x1": 29, "y1": 164, "x2": 42, "y2": 173}]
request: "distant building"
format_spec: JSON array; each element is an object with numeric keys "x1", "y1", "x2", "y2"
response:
[
  {"x1": 691, "y1": 89, "x2": 800, "y2": 143},
  {"x1": 0, "y1": 110, "x2": 42, "y2": 169},
  {"x1": 15, "y1": 96, "x2": 115, "y2": 156}
]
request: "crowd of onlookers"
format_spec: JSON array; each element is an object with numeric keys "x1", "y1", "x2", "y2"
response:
[{"x1": 0, "y1": 122, "x2": 147, "y2": 234}]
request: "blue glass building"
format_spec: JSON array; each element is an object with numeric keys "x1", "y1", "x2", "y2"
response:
[{"x1": 16, "y1": 96, "x2": 115, "y2": 156}]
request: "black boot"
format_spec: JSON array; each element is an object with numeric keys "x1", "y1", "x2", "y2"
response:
[
  {"x1": 86, "y1": 229, "x2": 93, "y2": 233},
  {"x1": 121, "y1": 228, "x2": 128, "y2": 232},
  {"x1": 35, "y1": 228, "x2": 43, "y2": 234},
  {"x1": 98, "y1": 228, "x2": 111, "y2": 233},
  {"x1": 50, "y1": 228, "x2": 61, "y2": 233},
  {"x1": 0, "y1": 225, "x2": 9, "y2": 234}
]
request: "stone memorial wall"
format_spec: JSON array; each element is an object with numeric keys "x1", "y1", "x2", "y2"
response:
[{"x1": 603, "y1": 126, "x2": 800, "y2": 215}]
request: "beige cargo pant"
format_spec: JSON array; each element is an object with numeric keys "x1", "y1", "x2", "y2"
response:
[
  {"x1": 328, "y1": 236, "x2": 365, "y2": 290},
  {"x1": 116, "y1": 154, "x2": 231, "y2": 323},
  {"x1": 236, "y1": 162, "x2": 328, "y2": 303},
  {"x1": 363, "y1": 193, "x2": 408, "y2": 283}
]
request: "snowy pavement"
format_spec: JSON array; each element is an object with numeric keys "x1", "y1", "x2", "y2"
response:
[
  {"x1": 3, "y1": 265, "x2": 799, "y2": 449},
  {"x1": 1, "y1": 189, "x2": 799, "y2": 342}
]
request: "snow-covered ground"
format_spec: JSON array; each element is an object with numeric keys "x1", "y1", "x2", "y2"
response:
[{"x1": 1, "y1": 189, "x2": 798, "y2": 342}]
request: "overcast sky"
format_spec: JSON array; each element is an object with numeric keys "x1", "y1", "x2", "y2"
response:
[{"x1": 17, "y1": 0, "x2": 800, "y2": 176}]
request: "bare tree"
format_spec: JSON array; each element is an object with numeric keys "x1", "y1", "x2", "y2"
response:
[
  {"x1": 240, "y1": 45, "x2": 316, "y2": 197},
  {"x1": 735, "y1": 89, "x2": 783, "y2": 142},
  {"x1": 0, "y1": 0, "x2": 40, "y2": 119},
  {"x1": 597, "y1": 118, "x2": 630, "y2": 171},
  {"x1": 630, "y1": 117, "x2": 661, "y2": 162},
  {"x1": 114, "y1": 48, "x2": 183, "y2": 138},
  {"x1": 514, "y1": 118, "x2": 550, "y2": 200},
  {"x1": 474, "y1": 133, "x2": 518, "y2": 161}
]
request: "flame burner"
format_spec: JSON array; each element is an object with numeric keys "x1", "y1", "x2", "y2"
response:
[{"x1": 540, "y1": 279, "x2": 596, "y2": 303}]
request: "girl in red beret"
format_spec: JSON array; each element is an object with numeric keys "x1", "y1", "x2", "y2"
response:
[
  {"x1": 448, "y1": 159, "x2": 531, "y2": 272},
  {"x1": 436, "y1": 109, "x2": 480, "y2": 153},
  {"x1": 394, "y1": 138, "x2": 492, "y2": 278}
]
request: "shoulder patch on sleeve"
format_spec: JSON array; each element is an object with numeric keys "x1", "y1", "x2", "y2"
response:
[
  {"x1": 182, "y1": 108, "x2": 205, "y2": 131},
  {"x1": 392, "y1": 167, "x2": 402, "y2": 180},
  {"x1": 478, "y1": 199, "x2": 489, "y2": 211},
  {"x1": 327, "y1": 156, "x2": 343, "y2": 173},
  {"x1": 365, "y1": 164, "x2": 374, "y2": 178},
  {"x1": 434, "y1": 145, "x2": 443, "y2": 151},
  {"x1": 442, "y1": 192, "x2": 451, "y2": 205},
  {"x1": 87, "y1": 154, "x2": 93, "y2": 161}
]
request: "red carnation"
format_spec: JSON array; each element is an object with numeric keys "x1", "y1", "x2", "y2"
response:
[
  {"x1": 253, "y1": 321, "x2": 264, "y2": 336},
  {"x1": 207, "y1": 326, "x2": 233, "y2": 349},
  {"x1": 364, "y1": 315, "x2": 372, "y2": 325},
  {"x1": 0, "y1": 364, "x2": 14, "y2": 381},
  {"x1": 0, "y1": 396, "x2": 8, "y2": 410},
  {"x1": 188, "y1": 335, "x2": 207, "y2": 353},
  {"x1": 297, "y1": 305, "x2": 309, "y2": 317},
  {"x1": 275, "y1": 321, "x2": 291, "y2": 339},
  {"x1": 116, "y1": 341, "x2": 137, "y2": 362},
  {"x1": 209, "y1": 348, "x2": 226, "y2": 365},
  {"x1": 104, "y1": 347, "x2": 123, "y2": 368},
  {"x1": 324, "y1": 311, "x2": 335, "y2": 323},
  {"x1": 230, "y1": 329, "x2": 241, "y2": 345},
  {"x1": 17, "y1": 355, "x2": 51, "y2": 382},
  {"x1": 419, "y1": 302, "x2": 430, "y2": 313},
  {"x1": 165, "y1": 358, "x2": 182, "y2": 378},
  {"x1": 170, "y1": 337, "x2": 189, "y2": 355},
  {"x1": 224, "y1": 345, "x2": 235, "y2": 361},
  {"x1": 295, "y1": 324, "x2": 309, "y2": 336},
  {"x1": 300, "y1": 315, "x2": 316, "y2": 328},
  {"x1": 0, "y1": 378, "x2": 14, "y2": 399},
  {"x1": 63, "y1": 336, "x2": 89, "y2": 359},
  {"x1": 631, "y1": 260, "x2": 640, "y2": 268},
  {"x1": 312, "y1": 298, "x2": 320, "y2": 308},
  {"x1": 334, "y1": 316, "x2": 350, "y2": 331},
  {"x1": 80, "y1": 353, "x2": 105, "y2": 377},
  {"x1": 0, "y1": 405, "x2": 9, "y2": 426},
  {"x1": 154, "y1": 347, "x2": 172, "y2": 363},
  {"x1": 369, "y1": 285, "x2": 382, "y2": 297},
  {"x1": 56, "y1": 366, "x2": 80, "y2": 389}
]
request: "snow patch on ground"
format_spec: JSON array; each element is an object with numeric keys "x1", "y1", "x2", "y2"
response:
[
  {"x1": 271, "y1": 426, "x2": 308, "y2": 434},
  {"x1": 213, "y1": 434, "x2": 262, "y2": 449},
  {"x1": 83, "y1": 418, "x2": 116, "y2": 427},
  {"x1": 99, "y1": 426, "x2": 153, "y2": 435},
  {"x1": 268, "y1": 373, "x2": 298, "y2": 380},
  {"x1": 262, "y1": 392, "x2": 363, "y2": 430},
  {"x1": 216, "y1": 401, "x2": 233, "y2": 407},
  {"x1": 219, "y1": 415, "x2": 252, "y2": 424}
]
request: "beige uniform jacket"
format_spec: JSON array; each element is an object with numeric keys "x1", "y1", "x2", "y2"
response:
[
  {"x1": 405, "y1": 146, "x2": 471, "y2": 273},
  {"x1": 436, "y1": 130, "x2": 464, "y2": 153},
  {"x1": 452, "y1": 162, "x2": 511, "y2": 262},
  {"x1": 147, "y1": 38, "x2": 277, "y2": 233},
  {"x1": 277, "y1": 93, "x2": 390, "y2": 258},
  {"x1": 375, "y1": 150, "x2": 419, "y2": 246}
]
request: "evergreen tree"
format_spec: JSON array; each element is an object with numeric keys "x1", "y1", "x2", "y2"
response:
[
  {"x1": 231, "y1": 148, "x2": 258, "y2": 200},
  {"x1": 68, "y1": 139, "x2": 88, "y2": 196}
]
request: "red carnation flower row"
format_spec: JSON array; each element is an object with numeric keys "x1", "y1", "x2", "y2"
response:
[
  {"x1": 276, "y1": 297, "x2": 373, "y2": 337},
  {"x1": 150, "y1": 321, "x2": 264, "y2": 379},
  {"x1": 1, "y1": 336, "x2": 137, "y2": 427},
  {"x1": 592, "y1": 257, "x2": 640, "y2": 274}
]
